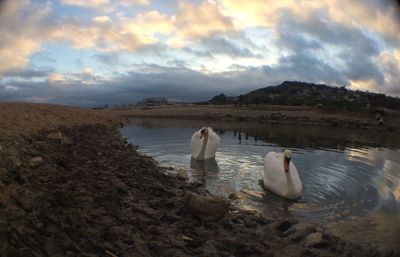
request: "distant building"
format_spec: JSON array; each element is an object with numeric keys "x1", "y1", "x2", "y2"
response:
[{"x1": 137, "y1": 97, "x2": 168, "y2": 106}]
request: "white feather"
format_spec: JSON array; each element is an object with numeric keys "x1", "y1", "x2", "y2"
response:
[
  {"x1": 262, "y1": 151, "x2": 302, "y2": 199},
  {"x1": 190, "y1": 127, "x2": 220, "y2": 160}
]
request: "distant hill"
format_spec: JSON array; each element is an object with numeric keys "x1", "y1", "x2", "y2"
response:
[{"x1": 208, "y1": 81, "x2": 400, "y2": 110}]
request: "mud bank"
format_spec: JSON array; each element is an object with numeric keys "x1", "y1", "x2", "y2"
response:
[
  {"x1": 0, "y1": 124, "x2": 393, "y2": 257},
  {"x1": 111, "y1": 105, "x2": 400, "y2": 132}
]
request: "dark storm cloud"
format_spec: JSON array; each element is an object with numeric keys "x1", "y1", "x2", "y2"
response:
[
  {"x1": 183, "y1": 33, "x2": 263, "y2": 59},
  {"x1": 1, "y1": 67, "x2": 51, "y2": 79},
  {"x1": 273, "y1": 10, "x2": 386, "y2": 87},
  {"x1": 0, "y1": 65, "x2": 273, "y2": 106},
  {"x1": 198, "y1": 36, "x2": 260, "y2": 58}
]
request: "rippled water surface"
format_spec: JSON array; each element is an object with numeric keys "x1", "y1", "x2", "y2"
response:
[{"x1": 121, "y1": 118, "x2": 400, "y2": 249}]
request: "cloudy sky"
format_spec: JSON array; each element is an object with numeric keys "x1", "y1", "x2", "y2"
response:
[{"x1": 0, "y1": 0, "x2": 400, "y2": 106}]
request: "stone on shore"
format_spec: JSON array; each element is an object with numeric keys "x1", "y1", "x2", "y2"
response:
[
  {"x1": 176, "y1": 168, "x2": 189, "y2": 180},
  {"x1": 184, "y1": 192, "x2": 231, "y2": 221},
  {"x1": 29, "y1": 156, "x2": 43, "y2": 167},
  {"x1": 47, "y1": 131, "x2": 74, "y2": 145},
  {"x1": 303, "y1": 232, "x2": 325, "y2": 247}
]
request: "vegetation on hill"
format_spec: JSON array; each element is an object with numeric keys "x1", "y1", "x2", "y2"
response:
[{"x1": 207, "y1": 81, "x2": 400, "y2": 110}]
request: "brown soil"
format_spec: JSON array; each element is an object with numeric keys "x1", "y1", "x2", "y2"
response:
[
  {"x1": 0, "y1": 103, "x2": 396, "y2": 256},
  {"x1": 0, "y1": 102, "x2": 120, "y2": 136},
  {"x1": 110, "y1": 105, "x2": 400, "y2": 131}
]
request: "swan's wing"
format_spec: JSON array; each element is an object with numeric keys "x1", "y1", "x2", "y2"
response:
[
  {"x1": 205, "y1": 127, "x2": 220, "y2": 159},
  {"x1": 263, "y1": 152, "x2": 286, "y2": 190},
  {"x1": 191, "y1": 129, "x2": 203, "y2": 158},
  {"x1": 264, "y1": 152, "x2": 302, "y2": 198},
  {"x1": 289, "y1": 163, "x2": 302, "y2": 193}
]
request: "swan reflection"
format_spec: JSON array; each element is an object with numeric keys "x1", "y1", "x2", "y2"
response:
[{"x1": 190, "y1": 158, "x2": 219, "y2": 184}]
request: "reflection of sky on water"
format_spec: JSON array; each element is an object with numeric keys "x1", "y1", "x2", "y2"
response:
[{"x1": 121, "y1": 120, "x2": 400, "y2": 224}]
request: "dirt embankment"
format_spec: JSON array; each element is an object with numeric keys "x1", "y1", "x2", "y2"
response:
[
  {"x1": 110, "y1": 105, "x2": 400, "y2": 131},
  {"x1": 0, "y1": 103, "x2": 394, "y2": 256},
  {"x1": 0, "y1": 102, "x2": 120, "y2": 137}
]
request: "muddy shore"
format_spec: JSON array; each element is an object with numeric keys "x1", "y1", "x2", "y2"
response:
[
  {"x1": 0, "y1": 103, "x2": 396, "y2": 256},
  {"x1": 111, "y1": 105, "x2": 400, "y2": 132}
]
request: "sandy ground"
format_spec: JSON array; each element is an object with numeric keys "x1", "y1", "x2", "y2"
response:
[
  {"x1": 0, "y1": 102, "x2": 397, "y2": 256},
  {"x1": 0, "y1": 102, "x2": 120, "y2": 136},
  {"x1": 110, "y1": 104, "x2": 400, "y2": 131}
]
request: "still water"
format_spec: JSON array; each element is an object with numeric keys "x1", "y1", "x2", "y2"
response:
[{"x1": 121, "y1": 118, "x2": 400, "y2": 249}]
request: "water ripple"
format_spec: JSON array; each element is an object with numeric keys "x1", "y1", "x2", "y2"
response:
[{"x1": 121, "y1": 123, "x2": 400, "y2": 224}]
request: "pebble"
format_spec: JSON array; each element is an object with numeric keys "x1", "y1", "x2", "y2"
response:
[
  {"x1": 304, "y1": 232, "x2": 323, "y2": 246},
  {"x1": 177, "y1": 168, "x2": 189, "y2": 180},
  {"x1": 29, "y1": 156, "x2": 43, "y2": 167},
  {"x1": 10, "y1": 156, "x2": 22, "y2": 168},
  {"x1": 47, "y1": 131, "x2": 63, "y2": 140}
]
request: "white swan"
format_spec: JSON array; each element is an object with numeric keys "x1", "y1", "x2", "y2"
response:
[
  {"x1": 191, "y1": 127, "x2": 220, "y2": 160},
  {"x1": 261, "y1": 149, "x2": 302, "y2": 199}
]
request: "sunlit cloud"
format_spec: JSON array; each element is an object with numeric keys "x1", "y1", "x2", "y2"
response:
[
  {"x1": 0, "y1": 0, "x2": 53, "y2": 73},
  {"x1": 0, "y1": 0, "x2": 399, "y2": 105}
]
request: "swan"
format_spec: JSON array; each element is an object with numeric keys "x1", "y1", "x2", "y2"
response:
[
  {"x1": 191, "y1": 127, "x2": 220, "y2": 160},
  {"x1": 261, "y1": 149, "x2": 302, "y2": 199}
]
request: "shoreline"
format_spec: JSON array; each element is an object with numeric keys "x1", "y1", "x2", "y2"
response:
[
  {"x1": 110, "y1": 105, "x2": 400, "y2": 132},
  {"x1": 0, "y1": 102, "x2": 396, "y2": 256}
]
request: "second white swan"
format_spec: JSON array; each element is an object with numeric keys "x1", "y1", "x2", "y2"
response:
[{"x1": 191, "y1": 127, "x2": 220, "y2": 160}]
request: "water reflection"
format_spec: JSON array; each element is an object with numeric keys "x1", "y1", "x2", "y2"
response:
[
  {"x1": 190, "y1": 158, "x2": 219, "y2": 184},
  {"x1": 376, "y1": 160, "x2": 400, "y2": 202},
  {"x1": 121, "y1": 118, "x2": 400, "y2": 250}
]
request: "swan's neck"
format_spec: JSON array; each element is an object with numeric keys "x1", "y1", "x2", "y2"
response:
[
  {"x1": 197, "y1": 133, "x2": 208, "y2": 160},
  {"x1": 285, "y1": 171, "x2": 294, "y2": 187},
  {"x1": 283, "y1": 160, "x2": 294, "y2": 191}
]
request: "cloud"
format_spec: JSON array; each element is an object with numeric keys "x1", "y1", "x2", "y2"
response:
[
  {"x1": 272, "y1": 9, "x2": 388, "y2": 91},
  {"x1": 195, "y1": 36, "x2": 260, "y2": 58},
  {"x1": 0, "y1": 0, "x2": 53, "y2": 74},
  {"x1": 1, "y1": 67, "x2": 52, "y2": 79},
  {"x1": 0, "y1": 64, "x2": 270, "y2": 105},
  {"x1": 60, "y1": 0, "x2": 110, "y2": 9},
  {"x1": 60, "y1": 0, "x2": 148, "y2": 11},
  {"x1": 168, "y1": 1, "x2": 237, "y2": 47}
]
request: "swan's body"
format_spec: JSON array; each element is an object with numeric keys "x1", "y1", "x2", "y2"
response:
[
  {"x1": 191, "y1": 127, "x2": 220, "y2": 160},
  {"x1": 261, "y1": 150, "x2": 302, "y2": 199}
]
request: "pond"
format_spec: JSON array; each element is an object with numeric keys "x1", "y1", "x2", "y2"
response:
[{"x1": 121, "y1": 118, "x2": 400, "y2": 250}]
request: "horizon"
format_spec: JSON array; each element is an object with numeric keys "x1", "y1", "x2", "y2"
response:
[{"x1": 1, "y1": 0, "x2": 400, "y2": 106}]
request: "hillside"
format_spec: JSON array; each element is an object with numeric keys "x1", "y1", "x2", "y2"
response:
[{"x1": 208, "y1": 81, "x2": 400, "y2": 110}]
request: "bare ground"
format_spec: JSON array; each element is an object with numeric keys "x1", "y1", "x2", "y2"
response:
[
  {"x1": 110, "y1": 105, "x2": 400, "y2": 131},
  {"x1": 0, "y1": 102, "x2": 397, "y2": 256}
]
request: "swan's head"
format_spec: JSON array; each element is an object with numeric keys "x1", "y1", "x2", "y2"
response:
[
  {"x1": 283, "y1": 149, "x2": 292, "y2": 172},
  {"x1": 200, "y1": 127, "x2": 209, "y2": 139}
]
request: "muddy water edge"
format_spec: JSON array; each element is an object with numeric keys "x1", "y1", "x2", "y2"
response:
[{"x1": 0, "y1": 124, "x2": 394, "y2": 257}]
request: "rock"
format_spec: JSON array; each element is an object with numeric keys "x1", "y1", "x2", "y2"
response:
[
  {"x1": 10, "y1": 156, "x2": 22, "y2": 168},
  {"x1": 289, "y1": 225, "x2": 315, "y2": 241},
  {"x1": 0, "y1": 144, "x2": 3, "y2": 152},
  {"x1": 275, "y1": 220, "x2": 295, "y2": 233},
  {"x1": 176, "y1": 168, "x2": 189, "y2": 180},
  {"x1": 47, "y1": 131, "x2": 63, "y2": 140},
  {"x1": 184, "y1": 192, "x2": 231, "y2": 221},
  {"x1": 303, "y1": 232, "x2": 323, "y2": 247},
  {"x1": 61, "y1": 136, "x2": 74, "y2": 145},
  {"x1": 29, "y1": 156, "x2": 43, "y2": 167},
  {"x1": 228, "y1": 192, "x2": 239, "y2": 200},
  {"x1": 47, "y1": 131, "x2": 74, "y2": 145}
]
